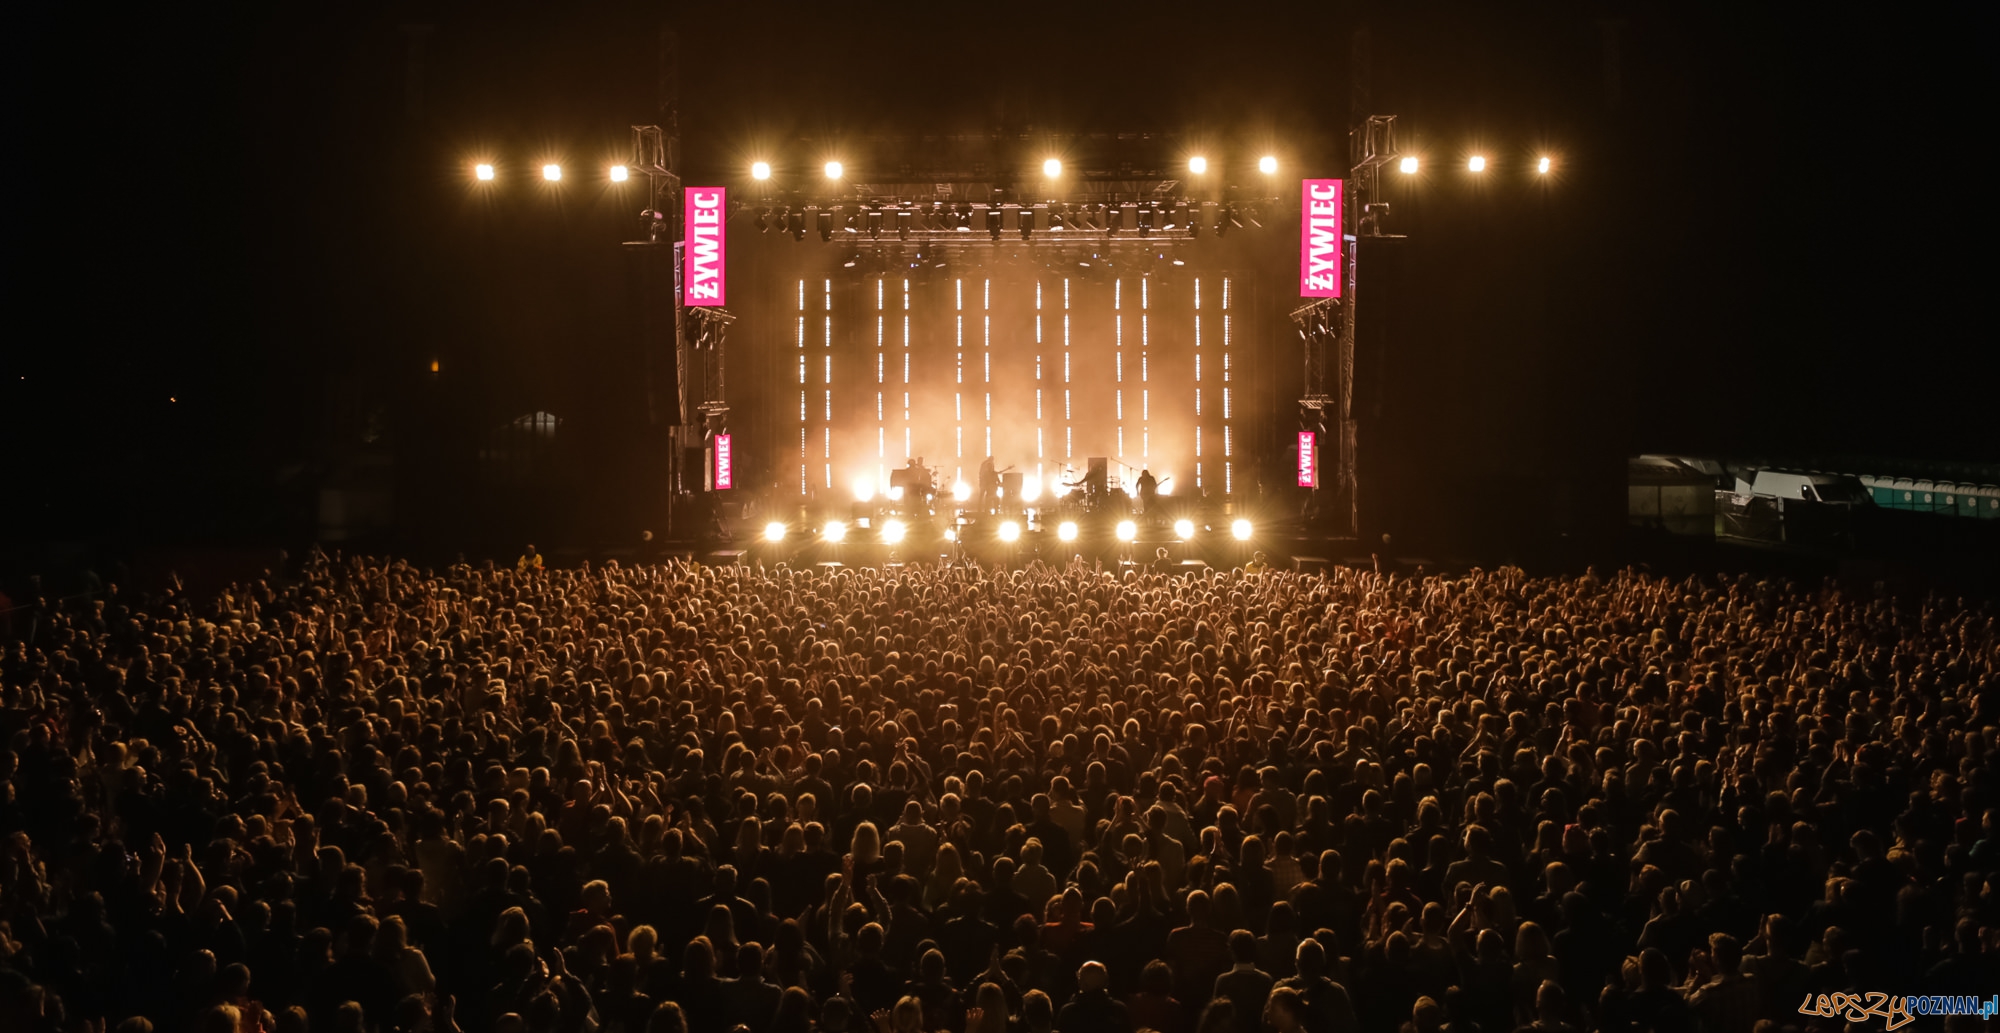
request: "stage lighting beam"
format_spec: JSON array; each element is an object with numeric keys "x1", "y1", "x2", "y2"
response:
[
  {"x1": 882, "y1": 520, "x2": 907, "y2": 544},
  {"x1": 763, "y1": 522, "x2": 787, "y2": 542},
  {"x1": 1399, "y1": 156, "x2": 1419, "y2": 174},
  {"x1": 824, "y1": 161, "x2": 844, "y2": 180},
  {"x1": 998, "y1": 521, "x2": 1021, "y2": 543},
  {"x1": 1231, "y1": 519, "x2": 1253, "y2": 541},
  {"x1": 474, "y1": 163, "x2": 495, "y2": 181},
  {"x1": 1043, "y1": 158, "x2": 1062, "y2": 178},
  {"x1": 823, "y1": 521, "x2": 847, "y2": 543},
  {"x1": 1188, "y1": 156, "x2": 1208, "y2": 174},
  {"x1": 1258, "y1": 155, "x2": 1278, "y2": 174},
  {"x1": 1057, "y1": 521, "x2": 1079, "y2": 542},
  {"x1": 752, "y1": 161, "x2": 772, "y2": 180},
  {"x1": 1468, "y1": 155, "x2": 1487, "y2": 172},
  {"x1": 542, "y1": 164, "x2": 562, "y2": 182},
  {"x1": 1174, "y1": 519, "x2": 1196, "y2": 540},
  {"x1": 1116, "y1": 521, "x2": 1137, "y2": 542},
  {"x1": 1538, "y1": 156, "x2": 1553, "y2": 174},
  {"x1": 609, "y1": 165, "x2": 629, "y2": 182}
]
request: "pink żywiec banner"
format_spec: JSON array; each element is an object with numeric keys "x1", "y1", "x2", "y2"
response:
[
  {"x1": 713, "y1": 434, "x2": 733, "y2": 490},
  {"x1": 1298, "y1": 431, "x2": 1318, "y2": 488},
  {"x1": 1300, "y1": 179, "x2": 1343, "y2": 298},
  {"x1": 684, "y1": 187, "x2": 726, "y2": 307}
]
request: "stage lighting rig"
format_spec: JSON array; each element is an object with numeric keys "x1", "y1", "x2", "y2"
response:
[
  {"x1": 867, "y1": 207, "x2": 884, "y2": 238},
  {"x1": 1018, "y1": 207, "x2": 1036, "y2": 240},
  {"x1": 896, "y1": 208, "x2": 912, "y2": 239},
  {"x1": 817, "y1": 210, "x2": 834, "y2": 242},
  {"x1": 786, "y1": 210, "x2": 806, "y2": 241},
  {"x1": 986, "y1": 208, "x2": 1003, "y2": 241}
]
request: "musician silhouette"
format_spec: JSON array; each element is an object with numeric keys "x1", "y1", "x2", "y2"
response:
[
  {"x1": 1136, "y1": 468, "x2": 1159, "y2": 515},
  {"x1": 978, "y1": 456, "x2": 1000, "y2": 514}
]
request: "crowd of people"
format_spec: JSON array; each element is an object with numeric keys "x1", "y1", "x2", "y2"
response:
[{"x1": 1, "y1": 550, "x2": 1996, "y2": 1033}]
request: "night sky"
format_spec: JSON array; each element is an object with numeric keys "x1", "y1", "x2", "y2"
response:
[{"x1": 9, "y1": 1, "x2": 1986, "y2": 553}]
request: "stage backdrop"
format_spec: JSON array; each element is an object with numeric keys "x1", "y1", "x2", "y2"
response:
[{"x1": 763, "y1": 267, "x2": 1246, "y2": 504}]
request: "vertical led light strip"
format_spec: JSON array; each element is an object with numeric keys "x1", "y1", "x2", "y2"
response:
[
  {"x1": 1223, "y1": 276, "x2": 1233, "y2": 495},
  {"x1": 983, "y1": 278, "x2": 991, "y2": 461},
  {"x1": 954, "y1": 278, "x2": 963, "y2": 484},
  {"x1": 1193, "y1": 277, "x2": 1203, "y2": 490},
  {"x1": 1115, "y1": 278, "x2": 1124, "y2": 464},
  {"x1": 1035, "y1": 281, "x2": 1044, "y2": 470},
  {"x1": 876, "y1": 279, "x2": 885, "y2": 490},
  {"x1": 824, "y1": 278, "x2": 833, "y2": 491},
  {"x1": 797, "y1": 278, "x2": 807, "y2": 493},
  {"x1": 902, "y1": 279, "x2": 911, "y2": 462},
  {"x1": 1140, "y1": 277, "x2": 1150, "y2": 460}
]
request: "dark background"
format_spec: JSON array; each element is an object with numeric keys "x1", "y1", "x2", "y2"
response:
[{"x1": 7, "y1": 0, "x2": 1986, "y2": 559}]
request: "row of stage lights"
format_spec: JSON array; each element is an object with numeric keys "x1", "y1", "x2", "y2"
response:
[
  {"x1": 748, "y1": 155, "x2": 1282, "y2": 182},
  {"x1": 466, "y1": 151, "x2": 1554, "y2": 187},
  {"x1": 762, "y1": 517, "x2": 1253, "y2": 545}
]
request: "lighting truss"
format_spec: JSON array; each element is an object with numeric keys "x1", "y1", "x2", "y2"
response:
[{"x1": 743, "y1": 199, "x2": 1274, "y2": 246}]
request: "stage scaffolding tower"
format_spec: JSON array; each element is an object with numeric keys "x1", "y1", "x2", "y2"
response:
[
  {"x1": 1294, "y1": 114, "x2": 1399, "y2": 538},
  {"x1": 625, "y1": 22, "x2": 732, "y2": 539}
]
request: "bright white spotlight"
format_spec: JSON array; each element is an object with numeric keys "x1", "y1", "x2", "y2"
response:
[
  {"x1": 1174, "y1": 519, "x2": 1195, "y2": 540},
  {"x1": 853, "y1": 477, "x2": 876, "y2": 503},
  {"x1": 474, "y1": 163, "x2": 495, "y2": 181},
  {"x1": 1116, "y1": 520, "x2": 1137, "y2": 542},
  {"x1": 1057, "y1": 521, "x2": 1079, "y2": 542},
  {"x1": 998, "y1": 521, "x2": 1021, "y2": 543},
  {"x1": 952, "y1": 481, "x2": 972, "y2": 502},
  {"x1": 887, "y1": 486, "x2": 904, "y2": 501},
  {"x1": 1050, "y1": 480, "x2": 1072, "y2": 498},
  {"x1": 1399, "y1": 156, "x2": 1419, "y2": 175},
  {"x1": 1043, "y1": 158, "x2": 1062, "y2": 178},
  {"x1": 1188, "y1": 156, "x2": 1208, "y2": 174},
  {"x1": 763, "y1": 522, "x2": 787, "y2": 542},
  {"x1": 824, "y1": 161, "x2": 844, "y2": 180},
  {"x1": 1537, "y1": 156, "x2": 1552, "y2": 174},
  {"x1": 823, "y1": 521, "x2": 847, "y2": 543},
  {"x1": 944, "y1": 529, "x2": 957, "y2": 542},
  {"x1": 1020, "y1": 475, "x2": 1042, "y2": 503},
  {"x1": 543, "y1": 164, "x2": 563, "y2": 182},
  {"x1": 1157, "y1": 480, "x2": 1173, "y2": 496},
  {"x1": 1231, "y1": 519, "x2": 1253, "y2": 541},
  {"x1": 1258, "y1": 155, "x2": 1278, "y2": 174},
  {"x1": 752, "y1": 161, "x2": 772, "y2": 180},
  {"x1": 609, "y1": 165, "x2": 630, "y2": 182},
  {"x1": 1468, "y1": 155, "x2": 1487, "y2": 172},
  {"x1": 881, "y1": 519, "x2": 907, "y2": 544}
]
